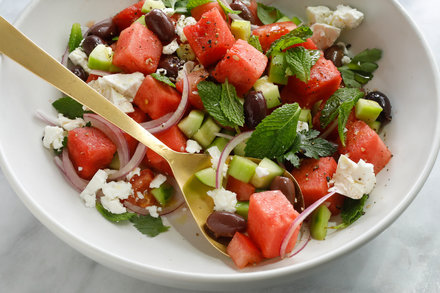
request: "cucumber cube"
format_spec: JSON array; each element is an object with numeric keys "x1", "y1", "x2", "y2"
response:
[
  {"x1": 299, "y1": 109, "x2": 312, "y2": 125},
  {"x1": 310, "y1": 204, "x2": 331, "y2": 240},
  {"x1": 142, "y1": 0, "x2": 165, "y2": 13},
  {"x1": 368, "y1": 120, "x2": 381, "y2": 133},
  {"x1": 235, "y1": 201, "x2": 249, "y2": 219},
  {"x1": 233, "y1": 141, "x2": 247, "y2": 156},
  {"x1": 151, "y1": 182, "x2": 174, "y2": 206},
  {"x1": 178, "y1": 110, "x2": 205, "y2": 138},
  {"x1": 176, "y1": 44, "x2": 196, "y2": 61},
  {"x1": 135, "y1": 15, "x2": 146, "y2": 26},
  {"x1": 195, "y1": 167, "x2": 217, "y2": 188},
  {"x1": 88, "y1": 44, "x2": 114, "y2": 71},
  {"x1": 208, "y1": 137, "x2": 229, "y2": 152},
  {"x1": 355, "y1": 98, "x2": 383, "y2": 123},
  {"x1": 253, "y1": 76, "x2": 281, "y2": 109},
  {"x1": 250, "y1": 158, "x2": 284, "y2": 188},
  {"x1": 193, "y1": 117, "x2": 221, "y2": 148},
  {"x1": 231, "y1": 20, "x2": 251, "y2": 41},
  {"x1": 268, "y1": 52, "x2": 288, "y2": 85},
  {"x1": 228, "y1": 156, "x2": 258, "y2": 183}
]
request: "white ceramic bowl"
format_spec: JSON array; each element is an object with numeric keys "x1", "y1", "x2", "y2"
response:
[{"x1": 0, "y1": 0, "x2": 439, "y2": 290}]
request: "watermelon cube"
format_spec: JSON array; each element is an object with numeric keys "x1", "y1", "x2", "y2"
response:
[
  {"x1": 134, "y1": 75, "x2": 182, "y2": 119},
  {"x1": 175, "y1": 68, "x2": 209, "y2": 110},
  {"x1": 183, "y1": 8, "x2": 235, "y2": 66},
  {"x1": 281, "y1": 56, "x2": 342, "y2": 109},
  {"x1": 227, "y1": 232, "x2": 263, "y2": 269},
  {"x1": 339, "y1": 120, "x2": 392, "y2": 174},
  {"x1": 212, "y1": 39, "x2": 268, "y2": 96},
  {"x1": 291, "y1": 157, "x2": 344, "y2": 215},
  {"x1": 112, "y1": 22, "x2": 162, "y2": 75},
  {"x1": 143, "y1": 125, "x2": 187, "y2": 175},
  {"x1": 67, "y1": 127, "x2": 117, "y2": 180},
  {"x1": 226, "y1": 176, "x2": 256, "y2": 201},
  {"x1": 247, "y1": 190, "x2": 301, "y2": 258},
  {"x1": 191, "y1": 2, "x2": 226, "y2": 21},
  {"x1": 113, "y1": 1, "x2": 145, "y2": 32}
]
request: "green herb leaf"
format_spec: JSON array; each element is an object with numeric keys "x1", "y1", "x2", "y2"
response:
[
  {"x1": 167, "y1": 0, "x2": 189, "y2": 14},
  {"x1": 333, "y1": 194, "x2": 369, "y2": 229},
  {"x1": 130, "y1": 214, "x2": 170, "y2": 237},
  {"x1": 68, "y1": 23, "x2": 83, "y2": 52},
  {"x1": 187, "y1": 0, "x2": 211, "y2": 10},
  {"x1": 338, "y1": 66, "x2": 362, "y2": 88},
  {"x1": 337, "y1": 98, "x2": 357, "y2": 146},
  {"x1": 248, "y1": 35, "x2": 263, "y2": 52},
  {"x1": 151, "y1": 73, "x2": 176, "y2": 88},
  {"x1": 220, "y1": 80, "x2": 244, "y2": 127},
  {"x1": 291, "y1": 16, "x2": 302, "y2": 25},
  {"x1": 52, "y1": 96, "x2": 85, "y2": 119},
  {"x1": 338, "y1": 48, "x2": 382, "y2": 88},
  {"x1": 266, "y1": 25, "x2": 313, "y2": 56},
  {"x1": 351, "y1": 48, "x2": 382, "y2": 63},
  {"x1": 245, "y1": 103, "x2": 300, "y2": 158},
  {"x1": 285, "y1": 47, "x2": 321, "y2": 82},
  {"x1": 53, "y1": 136, "x2": 68, "y2": 155},
  {"x1": 217, "y1": 0, "x2": 241, "y2": 19},
  {"x1": 257, "y1": 3, "x2": 285, "y2": 25},
  {"x1": 96, "y1": 203, "x2": 136, "y2": 222}
]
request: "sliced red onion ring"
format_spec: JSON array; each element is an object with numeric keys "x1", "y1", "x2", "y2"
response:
[
  {"x1": 214, "y1": 132, "x2": 234, "y2": 140},
  {"x1": 61, "y1": 149, "x2": 88, "y2": 192},
  {"x1": 216, "y1": 131, "x2": 253, "y2": 189},
  {"x1": 139, "y1": 113, "x2": 173, "y2": 131},
  {"x1": 84, "y1": 113, "x2": 130, "y2": 168},
  {"x1": 35, "y1": 110, "x2": 59, "y2": 126},
  {"x1": 61, "y1": 46, "x2": 70, "y2": 67},
  {"x1": 108, "y1": 144, "x2": 146, "y2": 180},
  {"x1": 288, "y1": 226, "x2": 311, "y2": 258},
  {"x1": 319, "y1": 120, "x2": 338, "y2": 139},
  {"x1": 54, "y1": 156, "x2": 65, "y2": 173},
  {"x1": 280, "y1": 190, "x2": 336, "y2": 258}
]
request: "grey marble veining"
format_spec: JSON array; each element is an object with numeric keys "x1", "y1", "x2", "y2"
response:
[{"x1": 1, "y1": 0, "x2": 439, "y2": 292}]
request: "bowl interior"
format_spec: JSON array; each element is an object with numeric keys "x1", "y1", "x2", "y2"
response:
[{"x1": 0, "y1": 0, "x2": 438, "y2": 290}]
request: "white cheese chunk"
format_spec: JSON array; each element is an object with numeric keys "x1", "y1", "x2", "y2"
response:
[
  {"x1": 341, "y1": 56, "x2": 352, "y2": 65},
  {"x1": 207, "y1": 188, "x2": 237, "y2": 213},
  {"x1": 186, "y1": 139, "x2": 202, "y2": 153},
  {"x1": 100, "y1": 181, "x2": 133, "y2": 214},
  {"x1": 100, "y1": 72, "x2": 145, "y2": 100},
  {"x1": 297, "y1": 121, "x2": 309, "y2": 132},
  {"x1": 149, "y1": 174, "x2": 167, "y2": 189},
  {"x1": 162, "y1": 39, "x2": 180, "y2": 55},
  {"x1": 146, "y1": 205, "x2": 162, "y2": 218},
  {"x1": 311, "y1": 23, "x2": 341, "y2": 50},
  {"x1": 126, "y1": 167, "x2": 141, "y2": 181},
  {"x1": 100, "y1": 196, "x2": 127, "y2": 214},
  {"x1": 329, "y1": 5, "x2": 364, "y2": 30},
  {"x1": 80, "y1": 169, "x2": 108, "y2": 208},
  {"x1": 329, "y1": 155, "x2": 376, "y2": 199},
  {"x1": 68, "y1": 47, "x2": 92, "y2": 73},
  {"x1": 255, "y1": 166, "x2": 270, "y2": 178},
  {"x1": 42, "y1": 126, "x2": 65, "y2": 149},
  {"x1": 207, "y1": 146, "x2": 228, "y2": 177},
  {"x1": 89, "y1": 78, "x2": 135, "y2": 113},
  {"x1": 176, "y1": 15, "x2": 196, "y2": 42},
  {"x1": 58, "y1": 114, "x2": 86, "y2": 131},
  {"x1": 306, "y1": 6, "x2": 333, "y2": 24}
]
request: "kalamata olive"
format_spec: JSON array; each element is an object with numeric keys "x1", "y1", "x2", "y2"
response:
[
  {"x1": 158, "y1": 56, "x2": 184, "y2": 79},
  {"x1": 70, "y1": 65, "x2": 88, "y2": 82},
  {"x1": 244, "y1": 91, "x2": 267, "y2": 129},
  {"x1": 145, "y1": 9, "x2": 176, "y2": 45},
  {"x1": 324, "y1": 44, "x2": 345, "y2": 67},
  {"x1": 230, "y1": 0, "x2": 257, "y2": 24},
  {"x1": 81, "y1": 35, "x2": 105, "y2": 56},
  {"x1": 270, "y1": 176, "x2": 296, "y2": 205},
  {"x1": 205, "y1": 211, "x2": 246, "y2": 239},
  {"x1": 88, "y1": 18, "x2": 118, "y2": 41},
  {"x1": 364, "y1": 91, "x2": 392, "y2": 123}
]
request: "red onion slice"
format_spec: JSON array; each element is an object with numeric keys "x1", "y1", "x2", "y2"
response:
[
  {"x1": 61, "y1": 149, "x2": 88, "y2": 192},
  {"x1": 61, "y1": 46, "x2": 70, "y2": 67},
  {"x1": 288, "y1": 226, "x2": 311, "y2": 258},
  {"x1": 280, "y1": 190, "x2": 336, "y2": 258},
  {"x1": 215, "y1": 131, "x2": 253, "y2": 189},
  {"x1": 84, "y1": 113, "x2": 130, "y2": 168},
  {"x1": 319, "y1": 120, "x2": 338, "y2": 139},
  {"x1": 35, "y1": 110, "x2": 59, "y2": 126},
  {"x1": 54, "y1": 156, "x2": 65, "y2": 173},
  {"x1": 214, "y1": 132, "x2": 234, "y2": 140},
  {"x1": 108, "y1": 144, "x2": 146, "y2": 180}
]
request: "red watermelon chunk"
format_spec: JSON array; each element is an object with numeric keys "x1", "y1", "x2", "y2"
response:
[
  {"x1": 227, "y1": 232, "x2": 263, "y2": 269},
  {"x1": 226, "y1": 176, "x2": 255, "y2": 201},
  {"x1": 247, "y1": 190, "x2": 301, "y2": 258},
  {"x1": 291, "y1": 157, "x2": 344, "y2": 215},
  {"x1": 113, "y1": 22, "x2": 162, "y2": 75},
  {"x1": 191, "y1": 2, "x2": 226, "y2": 21},
  {"x1": 339, "y1": 120, "x2": 392, "y2": 174},
  {"x1": 281, "y1": 56, "x2": 342, "y2": 109},
  {"x1": 212, "y1": 39, "x2": 268, "y2": 96},
  {"x1": 176, "y1": 68, "x2": 209, "y2": 110},
  {"x1": 143, "y1": 125, "x2": 187, "y2": 175},
  {"x1": 133, "y1": 75, "x2": 181, "y2": 119},
  {"x1": 183, "y1": 8, "x2": 235, "y2": 67},
  {"x1": 113, "y1": 1, "x2": 145, "y2": 32},
  {"x1": 67, "y1": 127, "x2": 117, "y2": 180}
]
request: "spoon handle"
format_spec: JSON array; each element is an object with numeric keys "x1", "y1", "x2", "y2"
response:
[{"x1": 0, "y1": 16, "x2": 174, "y2": 160}]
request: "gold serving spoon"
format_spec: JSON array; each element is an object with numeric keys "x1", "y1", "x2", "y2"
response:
[{"x1": 0, "y1": 16, "x2": 304, "y2": 256}]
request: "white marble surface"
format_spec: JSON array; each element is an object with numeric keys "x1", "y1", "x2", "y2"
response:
[{"x1": 1, "y1": 0, "x2": 439, "y2": 292}]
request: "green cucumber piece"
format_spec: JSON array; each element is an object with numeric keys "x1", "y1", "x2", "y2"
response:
[
  {"x1": 176, "y1": 44, "x2": 196, "y2": 61},
  {"x1": 231, "y1": 20, "x2": 251, "y2": 41},
  {"x1": 235, "y1": 201, "x2": 249, "y2": 219},
  {"x1": 355, "y1": 98, "x2": 383, "y2": 123},
  {"x1": 68, "y1": 23, "x2": 83, "y2": 52},
  {"x1": 233, "y1": 141, "x2": 247, "y2": 156},
  {"x1": 208, "y1": 137, "x2": 229, "y2": 152},
  {"x1": 368, "y1": 120, "x2": 381, "y2": 133},
  {"x1": 193, "y1": 117, "x2": 221, "y2": 148},
  {"x1": 178, "y1": 110, "x2": 205, "y2": 138},
  {"x1": 276, "y1": 16, "x2": 291, "y2": 23},
  {"x1": 253, "y1": 76, "x2": 281, "y2": 109},
  {"x1": 250, "y1": 158, "x2": 284, "y2": 188},
  {"x1": 299, "y1": 109, "x2": 312, "y2": 126},
  {"x1": 142, "y1": 0, "x2": 165, "y2": 13},
  {"x1": 228, "y1": 156, "x2": 258, "y2": 183},
  {"x1": 151, "y1": 182, "x2": 174, "y2": 206},
  {"x1": 194, "y1": 167, "x2": 217, "y2": 188},
  {"x1": 310, "y1": 204, "x2": 331, "y2": 240},
  {"x1": 135, "y1": 15, "x2": 146, "y2": 26},
  {"x1": 88, "y1": 44, "x2": 114, "y2": 71},
  {"x1": 268, "y1": 52, "x2": 288, "y2": 85}
]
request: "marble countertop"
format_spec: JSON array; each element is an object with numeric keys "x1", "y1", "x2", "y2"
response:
[{"x1": 1, "y1": 0, "x2": 439, "y2": 292}]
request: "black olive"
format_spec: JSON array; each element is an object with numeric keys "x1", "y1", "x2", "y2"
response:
[
  {"x1": 244, "y1": 91, "x2": 267, "y2": 129},
  {"x1": 70, "y1": 65, "x2": 88, "y2": 82},
  {"x1": 364, "y1": 91, "x2": 392, "y2": 123},
  {"x1": 87, "y1": 18, "x2": 118, "y2": 41},
  {"x1": 158, "y1": 56, "x2": 185, "y2": 79},
  {"x1": 230, "y1": 0, "x2": 257, "y2": 24},
  {"x1": 324, "y1": 45, "x2": 345, "y2": 67},
  {"x1": 145, "y1": 9, "x2": 176, "y2": 45},
  {"x1": 81, "y1": 35, "x2": 105, "y2": 56}
]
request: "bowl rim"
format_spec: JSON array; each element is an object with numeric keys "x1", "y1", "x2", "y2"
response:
[{"x1": 1, "y1": 0, "x2": 440, "y2": 288}]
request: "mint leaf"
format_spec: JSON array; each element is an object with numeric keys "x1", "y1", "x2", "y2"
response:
[
  {"x1": 338, "y1": 98, "x2": 357, "y2": 146},
  {"x1": 130, "y1": 214, "x2": 170, "y2": 237},
  {"x1": 197, "y1": 81, "x2": 232, "y2": 126},
  {"x1": 351, "y1": 48, "x2": 382, "y2": 63},
  {"x1": 257, "y1": 3, "x2": 284, "y2": 25},
  {"x1": 245, "y1": 103, "x2": 300, "y2": 158},
  {"x1": 338, "y1": 66, "x2": 361, "y2": 88},
  {"x1": 68, "y1": 23, "x2": 83, "y2": 52},
  {"x1": 338, "y1": 48, "x2": 382, "y2": 88},
  {"x1": 248, "y1": 35, "x2": 263, "y2": 52},
  {"x1": 96, "y1": 203, "x2": 136, "y2": 222},
  {"x1": 151, "y1": 73, "x2": 176, "y2": 88},
  {"x1": 333, "y1": 194, "x2": 368, "y2": 229},
  {"x1": 220, "y1": 80, "x2": 244, "y2": 127},
  {"x1": 266, "y1": 26, "x2": 313, "y2": 56},
  {"x1": 291, "y1": 16, "x2": 302, "y2": 25},
  {"x1": 285, "y1": 47, "x2": 321, "y2": 82},
  {"x1": 187, "y1": 0, "x2": 211, "y2": 10},
  {"x1": 52, "y1": 96, "x2": 84, "y2": 119}
]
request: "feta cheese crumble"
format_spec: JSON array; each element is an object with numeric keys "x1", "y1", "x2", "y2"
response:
[
  {"x1": 126, "y1": 167, "x2": 141, "y2": 181},
  {"x1": 99, "y1": 72, "x2": 145, "y2": 100},
  {"x1": 175, "y1": 16, "x2": 196, "y2": 42},
  {"x1": 307, "y1": 5, "x2": 364, "y2": 30},
  {"x1": 207, "y1": 146, "x2": 228, "y2": 177},
  {"x1": 146, "y1": 205, "x2": 162, "y2": 218},
  {"x1": 42, "y1": 126, "x2": 65, "y2": 149},
  {"x1": 186, "y1": 139, "x2": 202, "y2": 153},
  {"x1": 58, "y1": 114, "x2": 86, "y2": 131},
  {"x1": 297, "y1": 121, "x2": 309, "y2": 132},
  {"x1": 329, "y1": 155, "x2": 376, "y2": 199},
  {"x1": 255, "y1": 166, "x2": 270, "y2": 178},
  {"x1": 162, "y1": 39, "x2": 179, "y2": 55},
  {"x1": 80, "y1": 169, "x2": 108, "y2": 208},
  {"x1": 100, "y1": 181, "x2": 133, "y2": 214},
  {"x1": 207, "y1": 188, "x2": 237, "y2": 213},
  {"x1": 310, "y1": 23, "x2": 341, "y2": 50},
  {"x1": 68, "y1": 47, "x2": 92, "y2": 73},
  {"x1": 149, "y1": 174, "x2": 167, "y2": 189}
]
